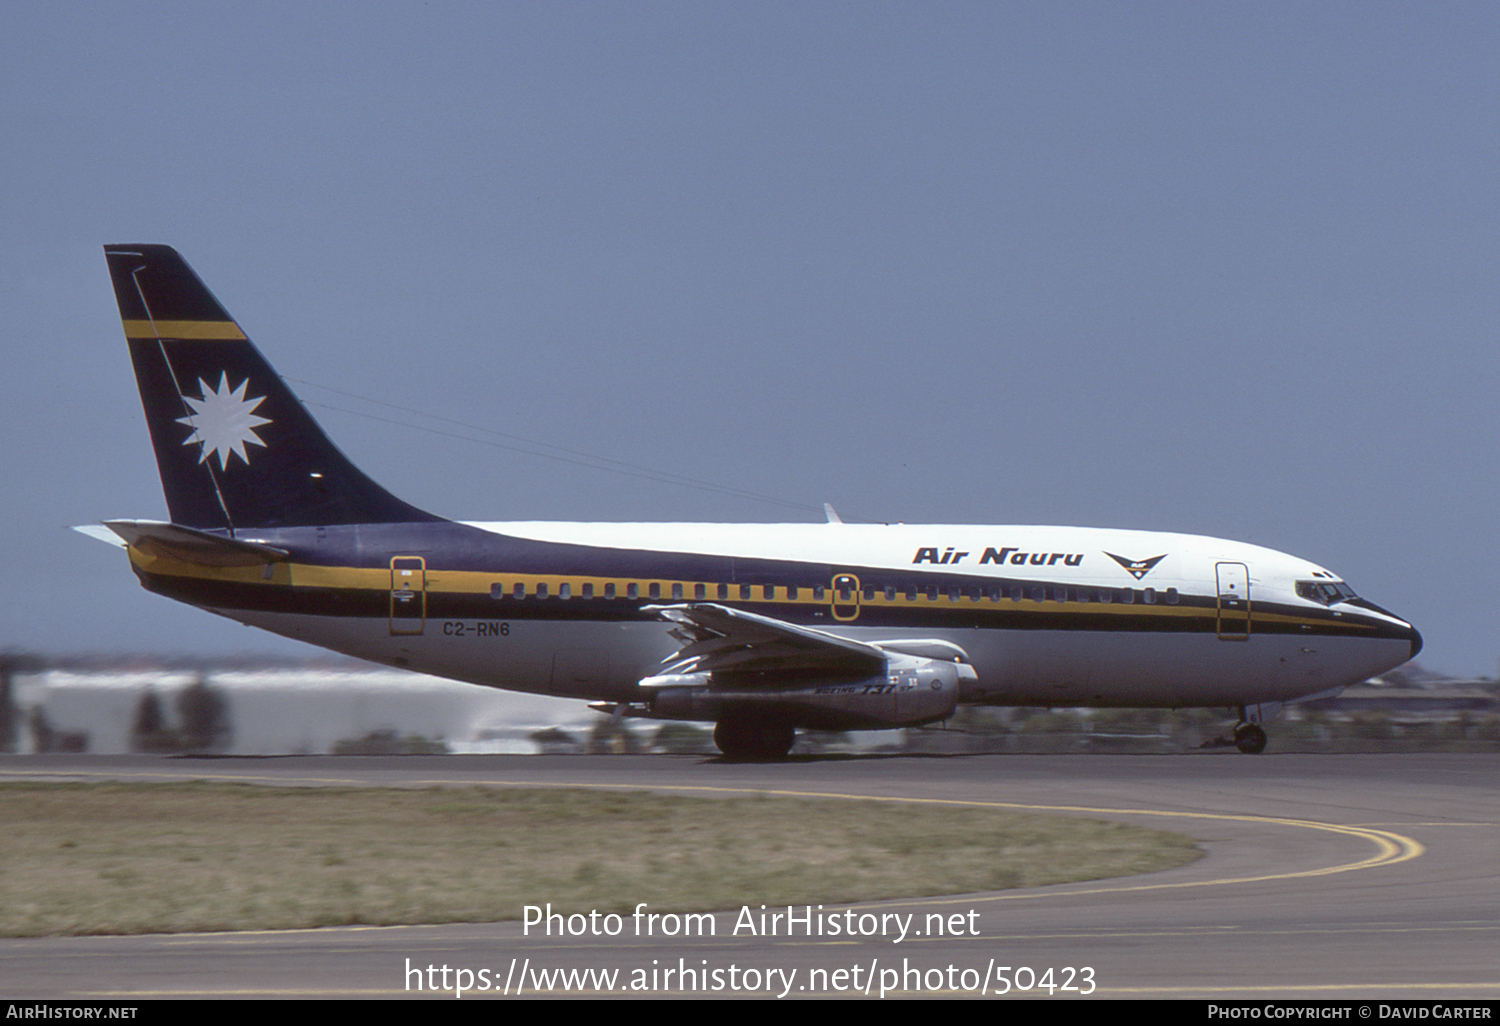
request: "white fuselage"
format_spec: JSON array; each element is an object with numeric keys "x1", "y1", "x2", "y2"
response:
[{"x1": 212, "y1": 520, "x2": 1419, "y2": 712}]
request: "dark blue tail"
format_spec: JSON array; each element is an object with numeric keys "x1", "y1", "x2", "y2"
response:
[{"x1": 105, "y1": 245, "x2": 440, "y2": 531}]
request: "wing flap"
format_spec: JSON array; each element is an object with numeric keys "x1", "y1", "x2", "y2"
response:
[{"x1": 645, "y1": 603, "x2": 887, "y2": 678}]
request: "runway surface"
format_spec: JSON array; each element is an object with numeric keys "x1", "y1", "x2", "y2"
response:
[{"x1": 1, "y1": 752, "x2": 1496, "y2": 999}]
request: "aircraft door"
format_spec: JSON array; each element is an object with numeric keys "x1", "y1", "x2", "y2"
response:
[
  {"x1": 831, "y1": 573, "x2": 861, "y2": 622},
  {"x1": 1215, "y1": 562, "x2": 1250, "y2": 640},
  {"x1": 390, "y1": 556, "x2": 427, "y2": 636}
]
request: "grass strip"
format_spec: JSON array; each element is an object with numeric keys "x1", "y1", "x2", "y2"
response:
[{"x1": 0, "y1": 782, "x2": 1200, "y2": 936}]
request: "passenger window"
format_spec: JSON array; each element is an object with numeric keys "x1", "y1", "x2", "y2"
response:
[
  {"x1": 536, "y1": 583, "x2": 549, "y2": 599},
  {"x1": 813, "y1": 586, "x2": 825, "y2": 601},
  {"x1": 763, "y1": 585, "x2": 775, "y2": 600},
  {"x1": 1166, "y1": 587, "x2": 1178, "y2": 604},
  {"x1": 581, "y1": 582, "x2": 593, "y2": 599},
  {"x1": 787, "y1": 585, "x2": 799, "y2": 600},
  {"x1": 559, "y1": 583, "x2": 571, "y2": 600},
  {"x1": 649, "y1": 583, "x2": 661, "y2": 599},
  {"x1": 694, "y1": 583, "x2": 705, "y2": 600},
  {"x1": 717, "y1": 583, "x2": 728, "y2": 600},
  {"x1": 672, "y1": 583, "x2": 684, "y2": 600},
  {"x1": 1142, "y1": 587, "x2": 1155, "y2": 604},
  {"x1": 885, "y1": 586, "x2": 896, "y2": 601},
  {"x1": 740, "y1": 584, "x2": 752, "y2": 600},
  {"x1": 627, "y1": 583, "x2": 639, "y2": 599},
  {"x1": 490, "y1": 583, "x2": 505, "y2": 600},
  {"x1": 513, "y1": 582, "x2": 526, "y2": 599},
  {"x1": 1119, "y1": 588, "x2": 1134, "y2": 604},
  {"x1": 604, "y1": 582, "x2": 616, "y2": 599}
]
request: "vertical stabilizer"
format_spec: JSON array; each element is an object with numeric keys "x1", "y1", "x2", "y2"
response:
[{"x1": 104, "y1": 245, "x2": 440, "y2": 530}]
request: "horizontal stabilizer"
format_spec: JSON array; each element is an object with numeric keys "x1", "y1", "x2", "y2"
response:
[{"x1": 94, "y1": 520, "x2": 289, "y2": 567}]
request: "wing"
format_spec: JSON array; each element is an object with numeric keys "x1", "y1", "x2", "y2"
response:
[{"x1": 645, "y1": 603, "x2": 887, "y2": 678}]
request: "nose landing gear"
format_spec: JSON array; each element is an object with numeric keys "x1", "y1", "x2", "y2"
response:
[
  {"x1": 1199, "y1": 703, "x2": 1278, "y2": 754},
  {"x1": 1233, "y1": 722, "x2": 1268, "y2": 755}
]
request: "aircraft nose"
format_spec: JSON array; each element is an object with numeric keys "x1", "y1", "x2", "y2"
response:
[{"x1": 1351, "y1": 597, "x2": 1423, "y2": 662}]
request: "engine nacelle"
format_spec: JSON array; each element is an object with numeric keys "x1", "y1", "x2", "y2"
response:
[{"x1": 640, "y1": 652, "x2": 971, "y2": 731}]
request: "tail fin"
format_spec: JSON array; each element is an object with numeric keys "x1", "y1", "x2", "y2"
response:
[{"x1": 104, "y1": 245, "x2": 440, "y2": 530}]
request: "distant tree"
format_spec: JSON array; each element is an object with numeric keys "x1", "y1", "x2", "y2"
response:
[
  {"x1": 651, "y1": 722, "x2": 714, "y2": 755},
  {"x1": 587, "y1": 718, "x2": 645, "y2": 754},
  {"x1": 28, "y1": 705, "x2": 55, "y2": 753},
  {"x1": 130, "y1": 687, "x2": 178, "y2": 752},
  {"x1": 176, "y1": 675, "x2": 232, "y2": 751},
  {"x1": 0, "y1": 651, "x2": 42, "y2": 753},
  {"x1": 529, "y1": 727, "x2": 581, "y2": 754},
  {"x1": 332, "y1": 729, "x2": 449, "y2": 755}
]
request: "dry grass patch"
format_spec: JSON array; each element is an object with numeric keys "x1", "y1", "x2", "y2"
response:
[{"x1": 0, "y1": 782, "x2": 1199, "y2": 936}]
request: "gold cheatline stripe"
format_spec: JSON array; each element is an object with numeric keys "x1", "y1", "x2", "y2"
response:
[
  {"x1": 121, "y1": 319, "x2": 247, "y2": 341},
  {"x1": 130, "y1": 552, "x2": 1366, "y2": 634}
]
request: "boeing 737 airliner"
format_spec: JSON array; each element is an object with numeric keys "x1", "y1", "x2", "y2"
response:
[{"x1": 83, "y1": 245, "x2": 1421, "y2": 757}]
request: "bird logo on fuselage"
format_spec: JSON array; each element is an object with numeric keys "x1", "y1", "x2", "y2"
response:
[{"x1": 1106, "y1": 552, "x2": 1167, "y2": 580}]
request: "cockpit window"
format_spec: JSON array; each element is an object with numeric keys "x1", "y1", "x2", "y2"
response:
[{"x1": 1296, "y1": 580, "x2": 1358, "y2": 605}]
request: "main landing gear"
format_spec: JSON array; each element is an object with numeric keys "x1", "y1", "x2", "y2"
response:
[{"x1": 713, "y1": 715, "x2": 796, "y2": 761}]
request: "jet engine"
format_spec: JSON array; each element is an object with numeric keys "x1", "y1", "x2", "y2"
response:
[{"x1": 639, "y1": 651, "x2": 971, "y2": 732}]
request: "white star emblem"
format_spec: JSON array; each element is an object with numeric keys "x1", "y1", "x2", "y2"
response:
[{"x1": 176, "y1": 372, "x2": 272, "y2": 470}]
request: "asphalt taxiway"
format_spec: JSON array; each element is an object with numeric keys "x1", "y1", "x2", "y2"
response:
[{"x1": 1, "y1": 752, "x2": 1495, "y2": 999}]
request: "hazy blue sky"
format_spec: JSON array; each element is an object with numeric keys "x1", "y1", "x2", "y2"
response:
[{"x1": 3, "y1": 2, "x2": 1496, "y2": 677}]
